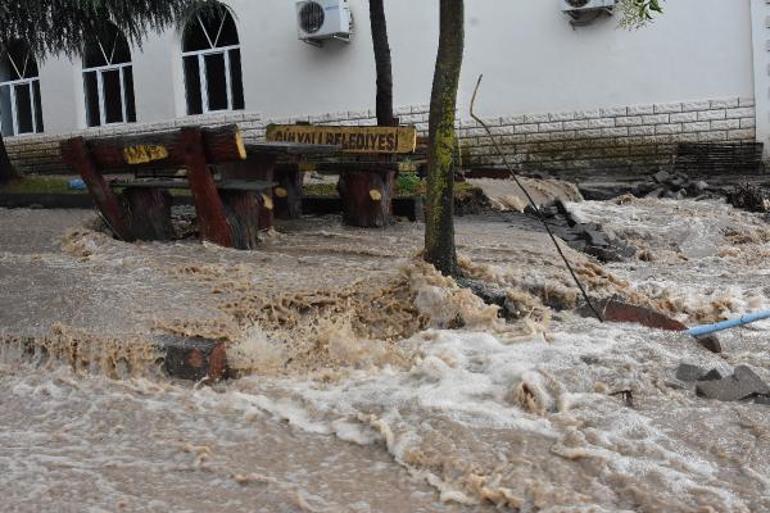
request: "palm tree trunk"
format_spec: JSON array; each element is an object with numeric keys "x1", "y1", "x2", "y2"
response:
[
  {"x1": 369, "y1": 0, "x2": 395, "y2": 127},
  {"x1": 424, "y1": 0, "x2": 464, "y2": 276},
  {"x1": 0, "y1": 133, "x2": 17, "y2": 184}
]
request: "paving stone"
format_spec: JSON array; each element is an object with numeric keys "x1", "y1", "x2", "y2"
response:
[
  {"x1": 670, "y1": 177, "x2": 686, "y2": 188},
  {"x1": 675, "y1": 363, "x2": 706, "y2": 382},
  {"x1": 734, "y1": 366, "x2": 770, "y2": 394},
  {"x1": 646, "y1": 187, "x2": 665, "y2": 199},
  {"x1": 556, "y1": 230, "x2": 582, "y2": 242},
  {"x1": 569, "y1": 240, "x2": 588, "y2": 253},
  {"x1": 698, "y1": 368, "x2": 723, "y2": 381},
  {"x1": 584, "y1": 230, "x2": 610, "y2": 247},
  {"x1": 696, "y1": 366, "x2": 770, "y2": 401},
  {"x1": 688, "y1": 181, "x2": 709, "y2": 194}
]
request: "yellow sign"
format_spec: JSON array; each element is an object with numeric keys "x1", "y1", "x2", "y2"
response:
[
  {"x1": 122, "y1": 145, "x2": 169, "y2": 165},
  {"x1": 265, "y1": 124, "x2": 417, "y2": 154}
]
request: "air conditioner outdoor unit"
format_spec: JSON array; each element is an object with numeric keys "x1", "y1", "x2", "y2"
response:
[
  {"x1": 296, "y1": 0, "x2": 352, "y2": 45},
  {"x1": 561, "y1": 0, "x2": 617, "y2": 13}
]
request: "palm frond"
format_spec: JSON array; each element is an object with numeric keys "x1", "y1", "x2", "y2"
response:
[{"x1": 0, "y1": 0, "x2": 212, "y2": 57}]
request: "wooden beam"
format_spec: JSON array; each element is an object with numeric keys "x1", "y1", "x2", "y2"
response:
[
  {"x1": 157, "y1": 336, "x2": 228, "y2": 381},
  {"x1": 75, "y1": 125, "x2": 246, "y2": 172},
  {"x1": 179, "y1": 127, "x2": 234, "y2": 247},
  {"x1": 60, "y1": 137, "x2": 135, "y2": 241}
]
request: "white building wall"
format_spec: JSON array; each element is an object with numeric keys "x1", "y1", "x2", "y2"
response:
[
  {"x1": 3, "y1": 0, "x2": 761, "y2": 173},
  {"x1": 751, "y1": 0, "x2": 770, "y2": 154}
]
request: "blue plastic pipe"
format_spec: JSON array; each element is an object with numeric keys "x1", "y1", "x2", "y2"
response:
[{"x1": 687, "y1": 309, "x2": 770, "y2": 337}]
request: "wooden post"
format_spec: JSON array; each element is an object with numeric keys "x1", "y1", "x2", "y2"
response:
[
  {"x1": 219, "y1": 153, "x2": 276, "y2": 231},
  {"x1": 158, "y1": 336, "x2": 228, "y2": 381},
  {"x1": 60, "y1": 137, "x2": 134, "y2": 241},
  {"x1": 219, "y1": 190, "x2": 262, "y2": 250},
  {"x1": 122, "y1": 187, "x2": 175, "y2": 241},
  {"x1": 179, "y1": 127, "x2": 233, "y2": 247},
  {"x1": 274, "y1": 163, "x2": 304, "y2": 220},
  {"x1": 338, "y1": 168, "x2": 396, "y2": 228}
]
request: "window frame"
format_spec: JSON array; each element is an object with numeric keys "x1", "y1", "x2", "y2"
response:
[
  {"x1": 82, "y1": 35, "x2": 136, "y2": 127},
  {"x1": 182, "y1": 11, "x2": 244, "y2": 115},
  {"x1": 182, "y1": 43, "x2": 240, "y2": 114},
  {"x1": 0, "y1": 45, "x2": 43, "y2": 137}
]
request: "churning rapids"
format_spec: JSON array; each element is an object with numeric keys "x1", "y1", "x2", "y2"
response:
[{"x1": 1, "y1": 197, "x2": 769, "y2": 513}]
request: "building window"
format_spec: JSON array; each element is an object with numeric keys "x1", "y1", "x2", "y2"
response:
[
  {"x1": 0, "y1": 41, "x2": 44, "y2": 137},
  {"x1": 182, "y1": 3, "x2": 244, "y2": 115},
  {"x1": 82, "y1": 24, "x2": 137, "y2": 127}
]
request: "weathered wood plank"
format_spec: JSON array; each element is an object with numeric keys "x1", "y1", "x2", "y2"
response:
[
  {"x1": 179, "y1": 128, "x2": 234, "y2": 247},
  {"x1": 265, "y1": 124, "x2": 417, "y2": 154},
  {"x1": 157, "y1": 336, "x2": 228, "y2": 381},
  {"x1": 110, "y1": 179, "x2": 274, "y2": 191},
  {"x1": 244, "y1": 141, "x2": 340, "y2": 156},
  {"x1": 60, "y1": 137, "x2": 135, "y2": 241},
  {"x1": 76, "y1": 125, "x2": 246, "y2": 171}
]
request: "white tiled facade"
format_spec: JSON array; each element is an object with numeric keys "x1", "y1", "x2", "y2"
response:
[{"x1": 2, "y1": 0, "x2": 766, "y2": 174}]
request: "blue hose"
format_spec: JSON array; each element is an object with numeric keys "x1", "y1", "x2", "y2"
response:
[{"x1": 687, "y1": 310, "x2": 770, "y2": 337}]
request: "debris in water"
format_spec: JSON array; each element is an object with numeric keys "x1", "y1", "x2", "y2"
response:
[
  {"x1": 675, "y1": 363, "x2": 707, "y2": 382},
  {"x1": 609, "y1": 389, "x2": 635, "y2": 408},
  {"x1": 696, "y1": 365, "x2": 770, "y2": 402},
  {"x1": 726, "y1": 183, "x2": 770, "y2": 213}
]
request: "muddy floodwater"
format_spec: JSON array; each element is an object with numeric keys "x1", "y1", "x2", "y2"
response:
[{"x1": 1, "y1": 198, "x2": 769, "y2": 513}]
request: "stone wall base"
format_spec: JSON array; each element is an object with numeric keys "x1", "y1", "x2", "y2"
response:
[{"x1": 4, "y1": 96, "x2": 756, "y2": 177}]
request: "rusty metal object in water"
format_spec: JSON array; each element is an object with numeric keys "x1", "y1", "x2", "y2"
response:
[{"x1": 578, "y1": 299, "x2": 722, "y2": 354}]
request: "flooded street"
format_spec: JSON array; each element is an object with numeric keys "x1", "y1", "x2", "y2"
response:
[{"x1": 1, "y1": 198, "x2": 769, "y2": 512}]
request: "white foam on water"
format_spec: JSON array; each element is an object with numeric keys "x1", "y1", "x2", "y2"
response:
[
  {"x1": 217, "y1": 316, "x2": 767, "y2": 511},
  {"x1": 3, "y1": 200, "x2": 770, "y2": 512}
]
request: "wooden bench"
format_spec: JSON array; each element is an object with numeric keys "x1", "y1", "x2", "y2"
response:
[
  {"x1": 266, "y1": 124, "x2": 419, "y2": 227},
  {"x1": 219, "y1": 141, "x2": 339, "y2": 225},
  {"x1": 61, "y1": 126, "x2": 276, "y2": 249}
]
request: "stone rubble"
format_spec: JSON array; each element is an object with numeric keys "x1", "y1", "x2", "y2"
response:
[
  {"x1": 631, "y1": 170, "x2": 716, "y2": 201},
  {"x1": 526, "y1": 201, "x2": 636, "y2": 263},
  {"x1": 675, "y1": 363, "x2": 770, "y2": 404}
]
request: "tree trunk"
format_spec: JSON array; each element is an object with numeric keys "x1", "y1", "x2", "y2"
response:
[
  {"x1": 0, "y1": 133, "x2": 18, "y2": 185},
  {"x1": 369, "y1": 0, "x2": 395, "y2": 127},
  {"x1": 424, "y1": 0, "x2": 464, "y2": 276}
]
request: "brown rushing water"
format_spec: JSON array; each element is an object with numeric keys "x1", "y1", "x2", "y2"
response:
[{"x1": 1, "y1": 200, "x2": 769, "y2": 512}]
